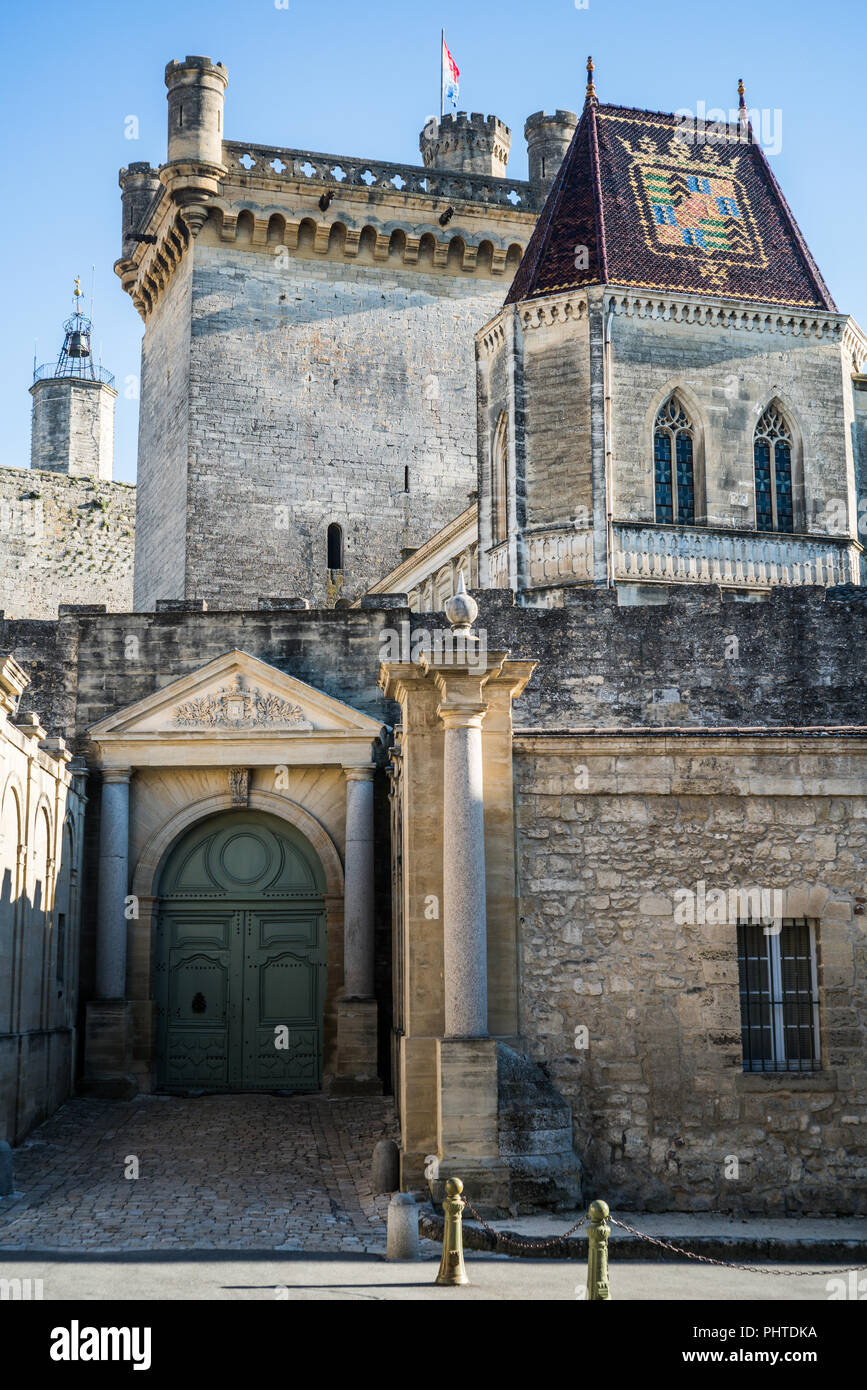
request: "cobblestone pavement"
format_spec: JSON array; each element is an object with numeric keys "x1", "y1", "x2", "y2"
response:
[{"x1": 0, "y1": 1094, "x2": 407, "y2": 1253}]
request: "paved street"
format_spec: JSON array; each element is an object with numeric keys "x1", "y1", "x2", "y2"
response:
[
  {"x1": 1, "y1": 1094, "x2": 864, "y2": 1302},
  {"x1": 0, "y1": 1251, "x2": 860, "y2": 1300},
  {"x1": 0, "y1": 1094, "x2": 401, "y2": 1253}
]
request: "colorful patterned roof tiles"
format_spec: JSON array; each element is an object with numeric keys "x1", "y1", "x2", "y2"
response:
[{"x1": 507, "y1": 84, "x2": 835, "y2": 311}]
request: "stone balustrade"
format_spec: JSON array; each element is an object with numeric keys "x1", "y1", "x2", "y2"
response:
[
  {"x1": 223, "y1": 141, "x2": 535, "y2": 210},
  {"x1": 612, "y1": 522, "x2": 860, "y2": 588},
  {"x1": 525, "y1": 528, "x2": 594, "y2": 587}
]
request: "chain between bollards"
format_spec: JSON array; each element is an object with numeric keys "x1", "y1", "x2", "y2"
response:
[{"x1": 430, "y1": 1182, "x2": 867, "y2": 1289}]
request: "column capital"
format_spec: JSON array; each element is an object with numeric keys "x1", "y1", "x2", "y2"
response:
[
  {"x1": 102, "y1": 767, "x2": 133, "y2": 784},
  {"x1": 438, "y1": 703, "x2": 487, "y2": 732},
  {"x1": 343, "y1": 765, "x2": 376, "y2": 782}
]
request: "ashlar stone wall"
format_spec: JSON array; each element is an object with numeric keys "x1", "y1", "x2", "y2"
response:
[
  {"x1": 514, "y1": 735, "x2": 867, "y2": 1214},
  {"x1": 0, "y1": 468, "x2": 134, "y2": 619},
  {"x1": 134, "y1": 238, "x2": 509, "y2": 612}
]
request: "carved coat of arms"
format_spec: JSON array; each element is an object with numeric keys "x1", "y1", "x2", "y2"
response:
[{"x1": 173, "y1": 675, "x2": 313, "y2": 730}]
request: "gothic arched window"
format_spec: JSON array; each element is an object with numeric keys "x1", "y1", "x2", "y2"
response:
[
  {"x1": 492, "y1": 413, "x2": 508, "y2": 544},
  {"x1": 654, "y1": 395, "x2": 695, "y2": 525},
  {"x1": 327, "y1": 522, "x2": 343, "y2": 571},
  {"x1": 754, "y1": 406, "x2": 794, "y2": 533}
]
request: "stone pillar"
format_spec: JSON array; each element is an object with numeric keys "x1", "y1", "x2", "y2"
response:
[
  {"x1": 440, "y1": 705, "x2": 488, "y2": 1038},
  {"x1": 343, "y1": 767, "x2": 375, "y2": 999},
  {"x1": 333, "y1": 766, "x2": 380, "y2": 1093},
  {"x1": 95, "y1": 769, "x2": 132, "y2": 999},
  {"x1": 379, "y1": 595, "x2": 536, "y2": 1210},
  {"x1": 84, "y1": 768, "x2": 136, "y2": 1097}
]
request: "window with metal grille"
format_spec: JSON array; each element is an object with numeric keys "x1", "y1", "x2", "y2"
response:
[
  {"x1": 737, "y1": 918, "x2": 820, "y2": 1072},
  {"x1": 753, "y1": 405, "x2": 794, "y2": 533},
  {"x1": 653, "y1": 395, "x2": 695, "y2": 524}
]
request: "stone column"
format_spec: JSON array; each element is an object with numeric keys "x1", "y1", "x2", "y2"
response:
[
  {"x1": 95, "y1": 769, "x2": 132, "y2": 999},
  {"x1": 343, "y1": 767, "x2": 376, "y2": 999},
  {"x1": 84, "y1": 767, "x2": 136, "y2": 1097},
  {"x1": 440, "y1": 705, "x2": 488, "y2": 1038},
  {"x1": 333, "y1": 766, "x2": 380, "y2": 1093}
]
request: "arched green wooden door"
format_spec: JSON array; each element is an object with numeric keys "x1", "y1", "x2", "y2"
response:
[{"x1": 156, "y1": 811, "x2": 326, "y2": 1091}]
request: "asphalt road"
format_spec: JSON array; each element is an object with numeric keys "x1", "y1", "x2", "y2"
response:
[{"x1": 1, "y1": 1250, "x2": 861, "y2": 1300}]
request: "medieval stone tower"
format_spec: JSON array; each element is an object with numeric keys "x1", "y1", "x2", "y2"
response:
[
  {"x1": 29, "y1": 281, "x2": 117, "y2": 480},
  {"x1": 116, "y1": 57, "x2": 577, "y2": 611}
]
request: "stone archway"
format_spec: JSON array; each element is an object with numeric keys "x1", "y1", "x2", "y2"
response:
[{"x1": 154, "y1": 808, "x2": 328, "y2": 1092}]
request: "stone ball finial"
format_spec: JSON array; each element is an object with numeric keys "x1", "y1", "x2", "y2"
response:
[{"x1": 443, "y1": 572, "x2": 478, "y2": 634}]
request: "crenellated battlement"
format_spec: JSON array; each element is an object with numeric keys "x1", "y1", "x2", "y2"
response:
[{"x1": 419, "y1": 111, "x2": 511, "y2": 178}]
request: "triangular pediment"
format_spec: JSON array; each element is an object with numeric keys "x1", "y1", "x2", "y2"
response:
[{"x1": 89, "y1": 650, "x2": 383, "y2": 739}]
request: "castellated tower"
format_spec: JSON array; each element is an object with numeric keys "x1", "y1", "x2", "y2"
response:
[
  {"x1": 419, "y1": 112, "x2": 511, "y2": 178},
  {"x1": 29, "y1": 282, "x2": 117, "y2": 479},
  {"x1": 118, "y1": 55, "x2": 547, "y2": 611},
  {"x1": 524, "y1": 110, "x2": 578, "y2": 202}
]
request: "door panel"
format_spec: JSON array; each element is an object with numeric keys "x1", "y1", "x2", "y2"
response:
[
  {"x1": 156, "y1": 812, "x2": 326, "y2": 1092},
  {"x1": 243, "y1": 909, "x2": 325, "y2": 1089},
  {"x1": 157, "y1": 910, "x2": 238, "y2": 1088}
]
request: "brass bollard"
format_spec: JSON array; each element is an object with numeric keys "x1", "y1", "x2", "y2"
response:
[
  {"x1": 586, "y1": 1199, "x2": 611, "y2": 1300},
  {"x1": 435, "y1": 1177, "x2": 469, "y2": 1286}
]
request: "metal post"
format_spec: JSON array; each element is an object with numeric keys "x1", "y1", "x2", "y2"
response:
[
  {"x1": 435, "y1": 1177, "x2": 469, "y2": 1286},
  {"x1": 586, "y1": 1199, "x2": 611, "y2": 1300}
]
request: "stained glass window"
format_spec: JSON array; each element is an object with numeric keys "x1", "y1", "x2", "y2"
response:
[
  {"x1": 654, "y1": 395, "x2": 695, "y2": 524},
  {"x1": 754, "y1": 406, "x2": 794, "y2": 533}
]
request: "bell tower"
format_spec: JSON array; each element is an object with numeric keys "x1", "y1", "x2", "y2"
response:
[{"x1": 29, "y1": 279, "x2": 117, "y2": 479}]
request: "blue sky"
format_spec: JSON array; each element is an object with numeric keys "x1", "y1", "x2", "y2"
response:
[{"x1": 0, "y1": 0, "x2": 862, "y2": 483}]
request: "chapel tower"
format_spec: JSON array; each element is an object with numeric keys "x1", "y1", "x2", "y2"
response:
[{"x1": 475, "y1": 61, "x2": 866, "y2": 601}]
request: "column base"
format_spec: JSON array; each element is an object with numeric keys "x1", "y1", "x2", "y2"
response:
[
  {"x1": 81, "y1": 1000, "x2": 137, "y2": 1099},
  {"x1": 434, "y1": 1037, "x2": 510, "y2": 1214},
  {"x1": 329, "y1": 998, "x2": 382, "y2": 1095}
]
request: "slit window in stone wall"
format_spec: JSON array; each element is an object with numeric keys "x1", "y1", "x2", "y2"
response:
[
  {"x1": 653, "y1": 395, "x2": 695, "y2": 524},
  {"x1": 754, "y1": 405, "x2": 794, "y2": 533},
  {"x1": 737, "y1": 918, "x2": 820, "y2": 1072},
  {"x1": 327, "y1": 522, "x2": 343, "y2": 571}
]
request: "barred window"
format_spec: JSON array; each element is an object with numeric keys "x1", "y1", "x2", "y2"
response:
[
  {"x1": 654, "y1": 395, "x2": 695, "y2": 524},
  {"x1": 737, "y1": 918, "x2": 820, "y2": 1072},
  {"x1": 754, "y1": 405, "x2": 794, "y2": 533}
]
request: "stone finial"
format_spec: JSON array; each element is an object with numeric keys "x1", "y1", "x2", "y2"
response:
[{"x1": 443, "y1": 572, "x2": 478, "y2": 635}]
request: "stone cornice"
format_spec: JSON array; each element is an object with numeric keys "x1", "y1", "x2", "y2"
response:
[
  {"x1": 603, "y1": 287, "x2": 849, "y2": 341},
  {"x1": 494, "y1": 284, "x2": 856, "y2": 344},
  {"x1": 514, "y1": 727, "x2": 867, "y2": 749},
  {"x1": 117, "y1": 139, "x2": 538, "y2": 321}
]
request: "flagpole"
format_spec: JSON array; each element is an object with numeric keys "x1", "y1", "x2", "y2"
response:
[{"x1": 440, "y1": 28, "x2": 445, "y2": 120}]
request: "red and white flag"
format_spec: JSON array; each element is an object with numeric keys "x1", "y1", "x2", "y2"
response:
[{"x1": 442, "y1": 35, "x2": 460, "y2": 114}]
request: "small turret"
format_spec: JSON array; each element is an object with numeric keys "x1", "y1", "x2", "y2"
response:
[
  {"x1": 118, "y1": 162, "x2": 162, "y2": 260},
  {"x1": 165, "y1": 55, "x2": 228, "y2": 166},
  {"x1": 525, "y1": 110, "x2": 579, "y2": 203},
  {"x1": 162, "y1": 56, "x2": 228, "y2": 231},
  {"x1": 419, "y1": 112, "x2": 511, "y2": 178}
]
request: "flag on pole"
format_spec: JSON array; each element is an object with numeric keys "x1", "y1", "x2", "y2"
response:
[{"x1": 442, "y1": 34, "x2": 460, "y2": 116}]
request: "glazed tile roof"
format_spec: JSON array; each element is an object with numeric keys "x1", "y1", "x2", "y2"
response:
[{"x1": 507, "y1": 98, "x2": 835, "y2": 310}]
